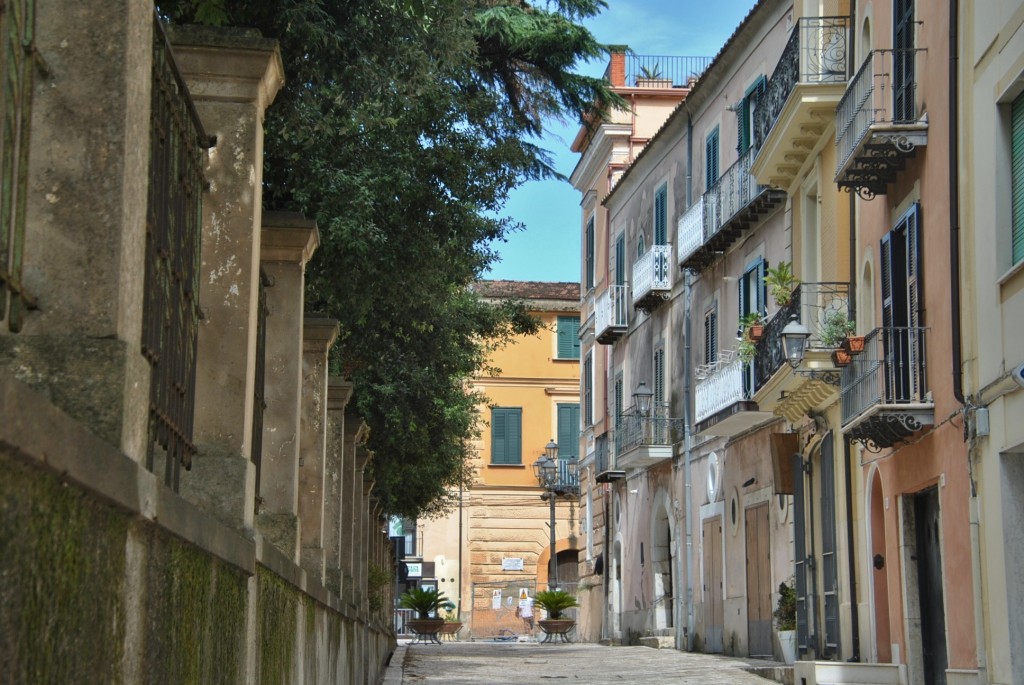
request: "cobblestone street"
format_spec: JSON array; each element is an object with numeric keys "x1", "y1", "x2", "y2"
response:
[{"x1": 382, "y1": 641, "x2": 787, "y2": 685}]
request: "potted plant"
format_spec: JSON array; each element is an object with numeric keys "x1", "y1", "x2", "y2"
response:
[
  {"x1": 534, "y1": 589, "x2": 578, "y2": 642},
  {"x1": 765, "y1": 262, "x2": 800, "y2": 307},
  {"x1": 636, "y1": 63, "x2": 670, "y2": 87},
  {"x1": 774, "y1": 579, "x2": 797, "y2": 665},
  {"x1": 398, "y1": 587, "x2": 449, "y2": 641},
  {"x1": 437, "y1": 600, "x2": 463, "y2": 641},
  {"x1": 738, "y1": 338, "x2": 757, "y2": 364},
  {"x1": 819, "y1": 310, "x2": 856, "y2": 347},
  {"x1": 739, "y1": 312, "x2": 766, "y2": 343}
]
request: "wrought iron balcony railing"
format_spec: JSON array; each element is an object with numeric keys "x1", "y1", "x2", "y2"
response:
[
  {"x1": 614, "y1": 403, "x2": 684, "y2": 456},
  {"x1": 695, "y1": 353, "x2": 751, "y2": 424},
  {"x1": 632, "y1": 245, "x2": 673, "y2": 307},
  {"x1": 840, "y1": 326, "x2": 929, "y2": 426},
  {"x1": 557, "y1": 458, "x2": 580, "y2": 494},
  {"x1": 753, "y1": 16, "x2": 851, "y2": 150},
  {"x1": 595, "y1": 284, "x2": 629, "y2": 343},
  {"x1": 752, "y1": 282, "x2": 850, "y2": 393},
  {"x1": 677, "y1": 194, "x2": 710, "y2": 265},
  {"x1": 605, "y1": 54, "x2": 714, "y2": 88},
  {"x1": 834, "y1": 49, "x2": 926, "y2": 198}
]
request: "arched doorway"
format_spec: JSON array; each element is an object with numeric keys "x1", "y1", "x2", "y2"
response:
[
  {"x1": 652, "y1": 499, "x2": 674, "y2": 630},
  {"x1": 869, "y1": 469, "x2": 892, "y2": 662},
  {"x1": 610, "y1": 539, "x2": 623, "y2": 639}
]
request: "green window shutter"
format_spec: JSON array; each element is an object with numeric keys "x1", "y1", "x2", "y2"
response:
[
  {"x1": 491, "y1": 407, "x2": 522, "y2": 464},
  {"x1": 615, "y1": 234, "x2": 626, "y2": 285},
  {"x1": 653, "y1": 348, "x2": 665, "y2": 405},
  {"x1": 557, "y1": 316, "x2": 580, "y2": 359},
  {"x1": 654, "y1": 184, "x2": 668, "y2": 245},
  {"x1": 706, "y1": 128, "x2": 720, "y2": 188},
  {"x1": 1013, "y1": 91, "x2": 1024, "y2": 264},
  {"x1": 614, "y1": 377, "x2": 624, "y2": 428},
  {"x1": 586, "y1": 217, "x2": 595, "y2": 290},
  {"x1": 557, "y1": 403, "x2": 580, "y2": 460}
]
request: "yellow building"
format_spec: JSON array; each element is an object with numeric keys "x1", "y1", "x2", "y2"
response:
[{"x1": 418, "y1": 280, "x2": 582, "y2": 640}]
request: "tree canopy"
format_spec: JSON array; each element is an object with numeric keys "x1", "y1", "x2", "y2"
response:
[{"x1": 159, "y1": 0, "x2": 619, "y2": 517}]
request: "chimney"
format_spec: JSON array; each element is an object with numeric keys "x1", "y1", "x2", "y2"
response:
[{"x1": 607, "y1": 46, "x2": 628, "y2": 87}]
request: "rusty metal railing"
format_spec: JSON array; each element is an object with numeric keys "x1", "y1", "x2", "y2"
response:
[{"x1": 142, "y1": 13, "x2": 212, "y2": 489}]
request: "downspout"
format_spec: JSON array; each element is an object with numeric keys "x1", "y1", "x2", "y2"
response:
[{"x1": 683, "y1": 108, "x2": 696, "y2": 652}]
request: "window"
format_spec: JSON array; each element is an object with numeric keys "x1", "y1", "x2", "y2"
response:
[
  {"x1": 706, "y1": 127, "x2": 720, "y2": 188},
  {"x1": 556, "y1": 315, "x2": 581, "y2": 359},
  {"x1": 615, "y1": 233, "x2": 626, "y2": 285},
  {"x1": 557, "y1": 403, "x2": 580, "y2": 460},
  {"x1": 704, "y1": 306, "x2": 718, "y2": 364},
  {"x1": 637, "y1": 234, "x2": 646, "y2": 259},
  {"x1": 583, "y1": 352, "x2": 594, "y2": 426},
  {"x1": 739, "y1": 77, "x2": 766, "y2": 153},
  {"x1": 613, "y1": 375, "x2": 624, "y2": 428},
  {"x1": 1012, "y1": 91, "x2": 1024, "y2": 265},
  {"x1": 585, "y1": 216, "x2": 595, "y2": 290},
  {"x1": 739, "y1": 258, "x2": 767, "y2": 320},
  {"x1": 893, "y1": 0, "x2": 915, "y2": 122},
  {"x1": 654, "y1": 184, "x2": 668, "y2": 245},
  {"x1": 491, "y1": 407, "x2": 522, "y2": 464},
  {"x1": 880, "y1": 203, "x2": 924, "y2": 402}
]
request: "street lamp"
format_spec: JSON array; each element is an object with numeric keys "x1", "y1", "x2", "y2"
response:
[
  {"x1": 780, "y1": 314, "x2": 811, "y2": 369},
  {"x1": 633, "y1": 381, "x2": 654, "y2": 416},
  {"x1": 534, "y1": 439, "x2": 560, "y2": 589}
]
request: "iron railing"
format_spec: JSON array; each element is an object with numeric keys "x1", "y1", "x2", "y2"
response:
[
  {"x1": 0, "y1": 0, "x2": 36, "y2": 332},
  {"x1": 753, "y1": 16, "x2": 851, "y2": 149},
  {"x1": 753, "y1": 282, "x2": 850, "y2": 393},
  {"x1": 558, "y1": 459, "x2": 580, "y2": 494},
  {"x1": 594, "y1": 432, "x2": 614, "y2": 473},
  {"x1": 632, "y1": 245, "x2": 673, "y2": 305},
  {"x1": 840, "y1": 326, "x2": 929, "y2": 425},
  {"x1": 835, "y1": 49, "x2": 920, "y2": 175},
  {"x1": 677, "y1": 195, "x2": 709, "y2": 264},
  {"x1": 595, "y1": 284, "x2": 629, "y2": 337},
  {"x1": 694, "y1": 352, "x2": 750, "y2": 424},
  {"x1": 614, "y1": 403, "x2": 684, "y2": 456},
  {"x1": 142, "y1": 14, "x2": 212, "y2": 489},
  {"x1": 608, "y1": 54, "x2": 714, "y2": 88},
  {"x1": 252, "y1": 268, "x2": 271, "y2": 497}
]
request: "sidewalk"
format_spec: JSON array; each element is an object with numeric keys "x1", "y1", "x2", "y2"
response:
[{"x1": 381, "y1": 639, "x2": 790, "y2": 685}]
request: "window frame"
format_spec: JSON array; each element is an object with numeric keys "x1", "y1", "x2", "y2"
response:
[{"x1": 490, "y1": 406, "x2": 523, "y2": 465}]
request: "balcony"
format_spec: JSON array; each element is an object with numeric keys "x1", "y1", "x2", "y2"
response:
[
  {"x1": 557, "y1": 458, "x2": 580, "y2": 494},
  {"x1": 834, "y1": 50, "x2": 928, "y2": 199},
  {"x1": 605, "y1": 53, "x2": 714, "y2": 89},
  {"x1": 596, "y1": 284, "x2": 629, "y2": 344},
  {"x1": 750, "y1": 16, "x2": 852, "y2": 190},
  {"x1": 614, "y1": 403, "x2": 684, "y2": 470},
  {"x1": 632, "y1": 245, "x2": 673, "y2": 312},
  {"x1": 678, "y1": 148, "x2": 786, "y2": 271},
  {"x1": 594, "y1": 433, "x2": 624, "y2": 483},
  {"x1": 694, "y1": 353, "x2": 773, "y2": 437},
  {"x1": 752, "y1": 283, "x2": 850, "y2": 422},
  {"x1": 841, "y1": 327, "x2": 932, "y2": 450}
]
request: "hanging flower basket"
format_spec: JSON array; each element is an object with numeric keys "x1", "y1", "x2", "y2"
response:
[{"x1": 841, "y1": 335, "x2": 865, "y2": 355}]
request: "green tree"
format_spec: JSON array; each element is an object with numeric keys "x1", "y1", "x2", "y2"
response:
[{"x1": 159, "y1": 0, "x2": 619, "y2": 517}]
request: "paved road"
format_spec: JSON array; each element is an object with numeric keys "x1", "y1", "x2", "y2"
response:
[{"x1": 382, "y1": 641, "x2": 787, "y2": 685}]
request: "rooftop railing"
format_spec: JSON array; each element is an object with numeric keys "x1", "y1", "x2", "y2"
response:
[{"x1": 605, "y1": 54, "x2": 714, "y2": 88}]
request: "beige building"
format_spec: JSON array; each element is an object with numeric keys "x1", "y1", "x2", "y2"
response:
[
  {"x1": 417, "y1": 281, "x2": 582, "y2": 640},
  {"x1": 958, "y1": 1, "x2": 1024, "y2": 683}
]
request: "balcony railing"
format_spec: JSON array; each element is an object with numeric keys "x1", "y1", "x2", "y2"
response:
[
  {"x1": 695, "y1": 353, "x2": 750, "y2": 424},
  {"x1": 840, "y1": 326, "x2": 928, "y2": 425},
  {"x1": 632, "y1": 245, "x2": 673, "y2": 308},
  {"x1": 834, "y1": 49, "x2": 926, "y2": 198},
  {"x1": 679, "y1": 149, "x2": 783, "y2": 271},
  {"x1": 606, "y1": 54, "x2": 714, "y2": 88},
  {"x1": 753, "y1": 16, "x2": 851, "y2": 150},
  {"x1": 753, "y1": 282, "x2": 850, "y2": 393},
  {"x1": 557, "y1": 459, "x2": 580, "y2": 494},
  {"x1": 595, "y1": 284, "x2": 629, "y2": 343},
  {"x1": 614, "y1": 403, "x2": 684, "y2": 456}
]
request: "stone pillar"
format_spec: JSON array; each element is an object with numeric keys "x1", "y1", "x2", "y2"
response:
[
  {"x1": 1, "y1": 0, "x2": 156, "y2": 458},
  {"x1": 298, "y1": 315, "x2": 339, "y2": 582},
  {"x1": 360, "y1": 479, "x2": 374, "y2": 613},
  {"x1": 340, "y1": 411, "x2": 365, "y2": 606},
  {"x1": 325, "y1": 376, "x2": 354, "y2": 596},
  {"x1": 255, "y1": 212, "x2": 318, "y2": 559},
  {"x1": 170, "y1": 27, "x2": 284, "y2": 532}
]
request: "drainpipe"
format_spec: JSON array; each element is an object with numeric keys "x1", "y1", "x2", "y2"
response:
[{"x1": 683, "y1": 108, "x2": 696, "y2": 652}]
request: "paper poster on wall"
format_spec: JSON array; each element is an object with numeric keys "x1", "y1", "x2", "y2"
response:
[{"x1": 491, "y1": 589, "x2": 502, "y2": 609}]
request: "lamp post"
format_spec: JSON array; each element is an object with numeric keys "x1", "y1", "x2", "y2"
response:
[
  {"x1": 633, "y1": 381, "x2": 654, "y2": 416},
  {"x1": 533, "y1": 439, "x2": 560, "y2": 589},
  {"x1": 780, "y1": 315, "x2": 811, "y2": 368}
]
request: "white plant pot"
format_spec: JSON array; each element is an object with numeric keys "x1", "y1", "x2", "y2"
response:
[{"x1": 778, "y1": 629, "x2": 797, "y2": 665}]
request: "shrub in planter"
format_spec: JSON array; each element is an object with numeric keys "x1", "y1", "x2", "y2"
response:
[
  {"x1": 534, "y1": 590, "x2": 578, "y2": 620},
  {"x1": 398, "y1": 587, "x2": 449, "y2": 619}
]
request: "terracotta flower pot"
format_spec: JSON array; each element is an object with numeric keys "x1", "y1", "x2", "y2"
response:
[
  {"x1": 406, "y1": 618, "x2": 445, "y2": 635},
  {"x1": 748, "y1": 324, "x2": 765, "y2": 342},
  {"x1": 841, "y1": 335, "x2": 865, "y2": 355},
  {"x1": 831, "y1": 348, "x2": 853, "y2": 367}
]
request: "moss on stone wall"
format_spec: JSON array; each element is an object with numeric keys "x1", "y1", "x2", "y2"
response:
[
  {"x1": 257, "y1": 568, "x2": 298, "y2": 685},
  {"x1": 142, "y1": 530, "x2": 248, "y2": 684},
  {"x1": 0, "y1": 453, "x2": 128, "y2": 684}
]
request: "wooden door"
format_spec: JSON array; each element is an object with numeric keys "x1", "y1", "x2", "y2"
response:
[
  {"x1": 745, "y1": 502, "x2": 772, "y2": 656},
  {"x1": 702, "y1": 517, "x2": 724, "y2": 652}
]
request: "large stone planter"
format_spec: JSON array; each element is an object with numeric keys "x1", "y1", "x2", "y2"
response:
[
  {"x1": 778, "y1": 629, "x2": 797, "y2": 665},
  {"x1": 538, "y1": 619, "x2": 575, "y2": 643},
  {"x1": 407, "y1": 618, "x2": 445, "y2": 645},
  {"x1": 439, "y1": 621, "x2": 463, "y2": 641}
]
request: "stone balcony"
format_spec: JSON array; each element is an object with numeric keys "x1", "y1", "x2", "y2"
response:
[{"x1": 632, "y1": 245, "x2": 673, "y2": 313}]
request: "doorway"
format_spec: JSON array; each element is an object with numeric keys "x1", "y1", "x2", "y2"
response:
[
  {"x1": 652, "y1": 501, "x2": 674, "y2": 630},
  {"x1": 702, "y1": 516, "x2": 724, "y2": 652},
  {"x1": 869, "y1": 470, "x2": 892, "y2": 662},
  {"x1": 903, "y1": 487, "x2": 947, "y2": 685},
  {"x1": 745, "y1": 502, "x2": 772, "y2": 656}
]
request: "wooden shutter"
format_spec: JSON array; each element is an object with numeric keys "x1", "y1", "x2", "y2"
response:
[
  {"x1": 705, "y1": 307, "x2": 718, "y2": 364},
  {"x1": 557, "y1": 316, "x2": 580, "y2": 359},
  {"x1": 615, "y1": 234, "x2": 626, "y2": 285},
  {"x1": 557, "y1": 403, "x2": 580, "y2": 460},
  {"x1": 793, "y1": 453, "x2": 810, "y2": 653},
  {"x1": 904, "y1": 204, "x2": 924, "y2": 399},
  {"x1": 706, "y1": 128, "x2": 720, "y2": 188},
  {"x1": 893, "y1": 0, "x2": 915, "y2": 122},
  {"x1": 584, "y1": 353, "x2": 593, "y2": 426},
  {"x1": 586, "y1": 217, "x2": 595, "y2": 290},
  {"x1": 653, "y1": 348, "x2": 665, "y2": 405},
  {"x1": 654, "y1": 184, "x2": 668, "y2": 245},
  {"x1": 492, "y1": 408, "x2": 522, "y2": 464},
  {"x1": 820, "y1": 434, "x2": 840, "y2": 655},
  {"x1": 739, "y1": 77, "x2": 766, "y2": 153},
  {"x1": 1014, "y1": 92, "x2": 1024, "y2": 265},
  {"x1": 614, "y1": 377, "x2": 624, "y2": 428}
]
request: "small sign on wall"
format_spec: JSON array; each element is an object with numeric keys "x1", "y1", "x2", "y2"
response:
[
  {"x1": 501, "y1": 557, "x2": 524, "y2": 571},
  {"x1": 406, "y1": 562, "x2": 422, "y2": 578}
]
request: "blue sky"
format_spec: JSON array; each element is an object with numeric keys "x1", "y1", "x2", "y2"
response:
[{"x1": 484, "y1": 0, "x2": 759, "y2": 283}]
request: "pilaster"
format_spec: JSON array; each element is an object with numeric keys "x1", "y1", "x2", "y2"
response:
[
  {"x1": 298, "y1": 315, "x2": 340, "y2": 581},
  {"x1": 325, "y1": 376, "x2": 354, "y2": 596},
  {"x1": 170, "y1": 27, "x2": 284, "y2": 532}
]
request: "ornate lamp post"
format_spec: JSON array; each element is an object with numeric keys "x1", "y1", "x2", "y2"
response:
[
  {"x1": 633, "y1": 381, "x2": 654, "y2": 416},
  {"x1": 533, "y1": 439, "x2": 560, "y2": 589},
  {"x1": 781, "y1": 314, "x2": 811, "y2": 368}
]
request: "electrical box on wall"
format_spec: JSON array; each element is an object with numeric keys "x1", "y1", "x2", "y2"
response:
[{"x1": 1013, "y1": 361, "x2": 1024, "y2": 390}]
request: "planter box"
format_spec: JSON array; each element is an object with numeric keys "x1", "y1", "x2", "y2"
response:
[
  {"x1": 841, "y1": 336, "x2": 865, "y2": 355},
  {"x1": 831, "y1": 348, "x2": 853, "y2": 367}
]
